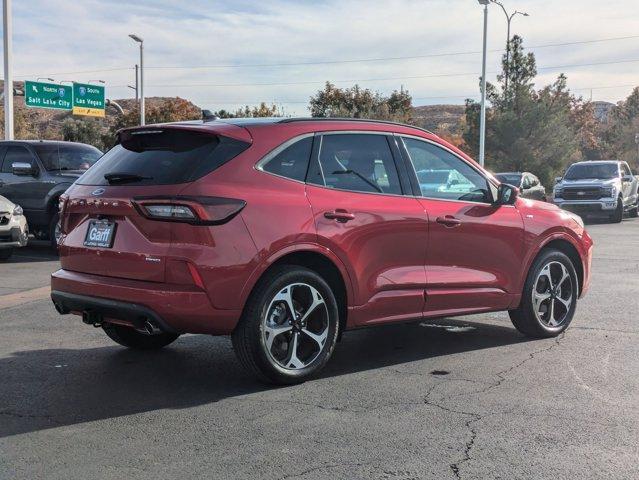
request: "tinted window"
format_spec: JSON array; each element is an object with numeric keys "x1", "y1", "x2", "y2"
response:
[
  {"x1": 564, "y1": 163, "x2": 618, "y2": 180},
  {"x1": 2, "y1": 146, "x2": 34, "y2": 173},
  {"x1": 621, "y1": 163, "x2": 632, "y2": 176},
  {"x1": 522, "y1": 175, "x2": 532, "y2": 188},
  {"x1": 311, "y1": 134, "x2": 401, "y2": 195},
  {"x1": 261, "y1": 136, "x2": 313, "y2": 182},
  {"x1": 34, "y1": 144, "x2": 102, "y2": 171},
  {"x1": 77, "y1": 129, "x2": 250, "y2": 186},
  {"x1": 495, "y1": 173, "x2": 522, "y2": 186},
  {"x1": 403, "y1": 137, "x2": 491, "y2": 203}
]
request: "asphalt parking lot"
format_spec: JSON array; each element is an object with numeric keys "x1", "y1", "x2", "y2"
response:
[{"x1": 0, "y1": 220, "x2": 637, "y2": 480}]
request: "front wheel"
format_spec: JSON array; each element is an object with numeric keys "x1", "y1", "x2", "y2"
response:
[
  {"x1": 509, "y1": 249, "x2": 578, "y2": 338},
  {"x1": 232, "y1": 266, "x2": 340, "y2": 384},
  {"x1": 610, "y1": 198, "x2": 623, "y2": 223},
  {"x1": 49, "y1": 211, "x2": 61, "y2": 250}
]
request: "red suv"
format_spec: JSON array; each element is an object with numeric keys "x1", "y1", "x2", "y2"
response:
[{"x1": 51, "y1": 118, "x2": 593, "y2": 384}]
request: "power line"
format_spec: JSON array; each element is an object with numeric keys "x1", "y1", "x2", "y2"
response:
[
  {"x1": 145, "y1": 35, "x2": 639, "y2": 70},
  {"x1": 6, "y1": 34, "x2": 639, "y2": 79},
  {"x1": 131, "y1": 58, "x2": 639, "y2": 89}
]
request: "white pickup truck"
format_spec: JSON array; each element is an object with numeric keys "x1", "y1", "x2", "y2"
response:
[{"x1": 552, "y1": 160, "x2": 639, "y2": 223}]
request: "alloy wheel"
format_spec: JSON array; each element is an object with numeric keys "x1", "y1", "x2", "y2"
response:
[
  {"x1": 532, "y1": 261, "x2": 574, "y2": 328},
  {"x1": 261, "y1": 282, "x2": 330, "y2": 370}
]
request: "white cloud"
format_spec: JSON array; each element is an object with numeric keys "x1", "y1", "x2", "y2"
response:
[{"x1": 2, "y1": 0, "x2": 638, "y2": 114}]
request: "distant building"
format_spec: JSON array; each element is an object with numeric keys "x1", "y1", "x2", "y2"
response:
[{"x1": 592, "y1": 101, "x2": 615, "y2": 123}]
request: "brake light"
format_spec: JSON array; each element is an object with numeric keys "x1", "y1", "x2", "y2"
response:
[
  {"x1": 58, "y1": 194, "x2": 69, "y2": 234},
  {"x1": 132, "y1": 196, "x2": 246, "y2": 225}
]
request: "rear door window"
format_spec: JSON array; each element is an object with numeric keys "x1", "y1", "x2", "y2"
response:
[
  {"x1": 309, "y1": 133, "x2": 402, "y2": 195},
  {"x1": 77, "y1": 129, "x2": 250, "y2": 186}
]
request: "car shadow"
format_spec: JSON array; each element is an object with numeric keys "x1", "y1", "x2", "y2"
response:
[
  {"x1": 5, "y1": 240, "x2": 58, "y2": 264},
  {"x1": 0, "y1": 318, "x2": 531, "y2": 438}
]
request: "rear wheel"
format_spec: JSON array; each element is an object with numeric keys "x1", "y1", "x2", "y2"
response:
[
  {"x1": 103, "y1": 323, "x2": 179, "y2": 350},
  {"x1": 509, "y1": 249, "x2": 578, "y2": 338},
  {"x1": 0, "y1": 248, "x2": 14, "y2": 261},
  {"x1": 232, "y1": 265, "x2": 340, "y2": 384},
  {"x1": 629, "y1": 199, "x2": 638, "y2": 218}
]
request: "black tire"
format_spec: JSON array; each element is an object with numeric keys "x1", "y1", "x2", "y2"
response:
[
  {"x1": 232, "y1": 265, "x2": 340, "y2": 385},
  {"x1": 630, "y1": 199, "x2": 638, "y2": 218},
  {"x1": 0, "y1": 248, "x2": 14, "y2": 261},
  {"x1": 49, "y1": 211, "x2": 60, "y2": 250},
  {"x1": 103, "y1": 323, "x2": 179, "y2": 350},
  {"x1": 509, "y1": 249, "x2": 578, "y2": 338},
  {"x1": 610, "y1": 198, "x2": 623, "y2": 223}
]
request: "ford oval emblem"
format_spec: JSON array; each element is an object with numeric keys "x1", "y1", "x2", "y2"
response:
[{"x1": 91, "y1": 188, "x2": 105, "y2": 196}]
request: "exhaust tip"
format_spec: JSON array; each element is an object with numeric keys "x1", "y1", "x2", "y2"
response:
[{"x1": 143, "y1": 319, "x2": 162, "y2": 335}]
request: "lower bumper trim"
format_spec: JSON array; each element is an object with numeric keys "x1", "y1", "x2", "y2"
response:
[{"x1": 51, "y1": 290, "x2": 178, "y2": 334}]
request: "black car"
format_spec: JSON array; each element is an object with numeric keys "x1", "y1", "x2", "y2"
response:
[
  {"x1": 495, "y1": 172, "x2": 546, "y2": 201},
  {"x1": 0, "y1": 140, "x2": 102, "y2": 247}
]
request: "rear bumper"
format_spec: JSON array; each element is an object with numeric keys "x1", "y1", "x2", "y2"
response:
[{"x1": 51, "y1": 269, "x2": 241, "y2": 334}]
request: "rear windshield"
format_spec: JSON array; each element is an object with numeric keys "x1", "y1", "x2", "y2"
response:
[
  {"x1": 34, "y1": 143, "x2": 102, "y2": 171},
  {"x1": 564, "y1": 163, "x2": 618, "y2": 180},
  {"x1": 77, "y1": 129, "x2": 250, "y2": 186}
]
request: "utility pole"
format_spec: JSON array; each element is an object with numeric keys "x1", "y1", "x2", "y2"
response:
[
  {"x1": 3, "y1": 0, "x2": 13, "y2": 140},
  {"x1": 129, "y1": 35, "x2": 144, "y2": 125},
  {"x1": 127, "y1": 64, "x2": 139, "y2": 102},
  {"x1": 478, "y1": 0, "x2": 489, "y2": 167}
]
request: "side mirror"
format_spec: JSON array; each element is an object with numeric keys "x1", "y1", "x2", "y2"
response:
[
  {"x1": 554, "y1": 177, "x2": 562, "y2": 184},
  {"x1": 622, "y1": 174, "x2": 633, "y2": 183},
  {"x1": 495, "y1": 183, "x2": 519, "y2": 205},
  {"x1": 12, "y1": 162, "x2": 37, "y2": 176}
]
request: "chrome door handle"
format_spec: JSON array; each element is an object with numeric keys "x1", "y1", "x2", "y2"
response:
[
  {"x1": 436, "y1": 215, "x2": 461, "y2": 227},
  {"x1": 324, "y1": 210, "x2": 355, "y2": 223}
]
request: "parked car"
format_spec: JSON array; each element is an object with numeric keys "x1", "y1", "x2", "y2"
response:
[
  {"x1": 0, "y1": 194, "x2": 28, "y2": 261},
  {"x1": 553, "y1": 160, "x2": 639, "y2": 222},
  {"x1": 495, "y1": 172, "x2": 546, "y2": 201},
  {"x1": 0, "y1": 140, "x2": 103, "y2": 247},
  {"x1": 51, "y1": 118, "x2": 593, "y2": 384}
]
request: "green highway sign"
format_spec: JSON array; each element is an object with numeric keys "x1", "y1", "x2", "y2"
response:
[
  {"x1": 24, "y1": 81, "x2": 72, "y2": 110},
  {"x1": 72, "y1": 82, "x2": 105, "y2": 117}
]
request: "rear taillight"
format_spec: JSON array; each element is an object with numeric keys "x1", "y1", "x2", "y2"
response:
[
  {"x1": 132, "y1": 196, "x2": 246, "y2": 225},
  {"x1": 58, "y1": 194, "x2": 69, "y2": 234}
]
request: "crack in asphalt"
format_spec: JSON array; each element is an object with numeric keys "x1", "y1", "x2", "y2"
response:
[
  {"x1": 422, "y1": 333, "x2": 565, "y2": 479},
  {"x1": 278, "y1": 462, "x2": 367, "y2": 480}
]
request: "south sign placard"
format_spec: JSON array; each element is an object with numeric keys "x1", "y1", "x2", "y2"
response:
[{"x1": 72, "y1": 82, "x2": 106, "y2": 117}]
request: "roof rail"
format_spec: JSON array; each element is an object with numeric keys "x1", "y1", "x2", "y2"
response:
[{"x1": 277, "y1": 117, "x2": 434, "y2": 135}]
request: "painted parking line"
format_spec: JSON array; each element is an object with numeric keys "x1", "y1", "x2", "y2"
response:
[{"x1": 0, "y1": 286, "x2": 51, "y2": 310}]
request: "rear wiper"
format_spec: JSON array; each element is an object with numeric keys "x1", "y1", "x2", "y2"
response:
[
  {"x1": 332, "y1": 169, "x2": 382, "y2": 193},
  {"x1": 104, "y1": 172, "x2": 153, "y2": 184}
]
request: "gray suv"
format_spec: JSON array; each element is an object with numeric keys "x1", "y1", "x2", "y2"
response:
[
  {"x1": 553, "y1": 160, "x2": 639, "y2": 223},
  {"x1": 0, "y1": 140, "x2": 102, "y2": 246}
]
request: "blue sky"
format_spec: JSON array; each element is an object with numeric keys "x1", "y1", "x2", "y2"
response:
[{"x1": 3, "y1": 0, "x2": 639, "y2": 114}]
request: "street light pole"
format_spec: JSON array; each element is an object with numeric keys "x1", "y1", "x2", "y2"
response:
[
  {"x1": 3, "y1": 0, "x2": 13, "y2": 140},
  {"x1": 129, "y1": 35, "x2": 144, "y2": 125},
  {"x1": 492, "y1": 1, "x2": 529, "y2": 97},
  {"x1": 478, "y1": 0, "x2": 489, "y2": 168}
]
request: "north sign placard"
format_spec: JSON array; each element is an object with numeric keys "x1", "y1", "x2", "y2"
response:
[
  {"x1": 72, "y1": 83, "x2": 105, "y2": 117},
  {"x1": 24, "y1": 81, "x2": 72, "y2": 110}
]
